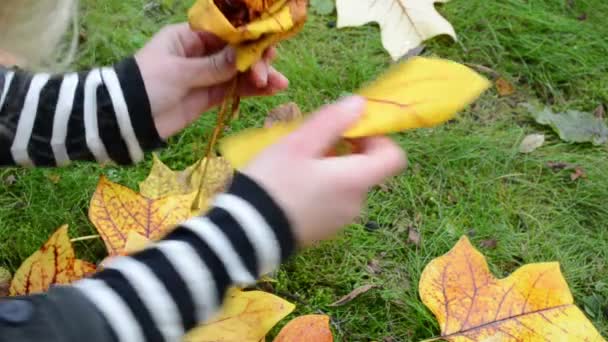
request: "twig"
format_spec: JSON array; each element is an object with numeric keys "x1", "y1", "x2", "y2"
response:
[{"x1": 70, "y1": 235, "x2": 100, "y2": 243}]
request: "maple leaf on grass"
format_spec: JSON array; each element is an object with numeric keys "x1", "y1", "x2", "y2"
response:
[
  {"x1": 419, "y1": 236, "x2": 605, "y2": 341},
  {"x1": 139, "y1": 154, "x2": 233, "y2": 214},
  {"x1": 219, "y1": 57, "x2": 490, "y2": 169},
  {"x1": 89, "y1": 175, "x2": 195, "y2": 256},
  {"x1": 183, "y1": 288, "x2": 295, "y2": 342},
  {"x1": 336, "y1": 0, "x2": 456, "y2": 61},
  {"x1": 273, "y1": 315, "x2": 334, "y2": 341},
  {"x1": 9, "y1": 225, "x2": 96, "y2": 296}
]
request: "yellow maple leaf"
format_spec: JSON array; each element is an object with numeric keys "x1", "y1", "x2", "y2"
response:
[
  {"x1": 419, "y1": 236, "x2": 605, "y2": 341},
  {"x1": 219, "y1": 57, "x2": 490, "y2": 169},
  {"x1": 9, "y1": 225, "x2": 96, "y2": 296},
  {"x1": 89, "y1": 175, "x2": 195, "y2": 256},
  {"x1": 188, "y1": 0, "x2": 308, "y2": 71},
  {"x1": 139, "y1": 154, "x2": 233, "y2": 214},
  {"x1": 184, "y1": 288, "x2": 295, "y2": 341},
  {"x1": 272, "y1": 315, "x2": 334, "y2": 341},
  {"x1": 336, "y1": 0, "x2": 456, "y2": 61}
]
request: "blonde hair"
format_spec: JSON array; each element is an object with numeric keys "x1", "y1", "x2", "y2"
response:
[{"x1": 0, "y1": 0, "x2": 79, "y2": 71}]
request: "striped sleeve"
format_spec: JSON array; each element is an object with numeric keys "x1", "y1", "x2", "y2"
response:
[
  {"x1": 0, "y1": 58, "x2": 165, "y2": 167},
  {"x1": 73, "y1": 173, "x2": 296, "y2": 342}
]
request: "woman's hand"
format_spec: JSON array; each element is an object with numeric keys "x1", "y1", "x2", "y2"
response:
[
  {"x1": 243, "y1": 96, "x2": 408, "y2": 247},
  {"x1": 135, "y1": 23, "x2": 289, "y2": 139}
]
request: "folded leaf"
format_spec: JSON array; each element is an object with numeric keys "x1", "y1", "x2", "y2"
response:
[
  {"x1": 89, "y1": 175, "x2": 195, "y2": 256},
  {"x1": 419, "y1": 236, "x2": 605, "y2": 341},
  {"x1": 189, "y1": 0, "x2": 308, "y2": 71},
  {"x1": 184, "y1": 288, "x2": 295, "y2": 341},
  {"x1": 220, "y1": 57, "x2": 490, "y2": 168},
  {"x1": 9, "y1": 225, "x2": 96, "y2": 296}
]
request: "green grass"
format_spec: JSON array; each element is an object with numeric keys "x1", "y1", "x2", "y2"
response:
[{"x1": 2, "y1": 0, "x2": 608, "y2": 340}]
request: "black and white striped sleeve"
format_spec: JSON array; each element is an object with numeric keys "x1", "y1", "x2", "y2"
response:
[
  {"x1": 71, "y1": 173, "x2": 296, "y2": 342},
  {"x1": 0, "y1": 58, "x2": 165, "y2": 167}
]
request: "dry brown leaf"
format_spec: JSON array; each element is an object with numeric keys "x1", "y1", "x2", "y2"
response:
[
  {"x1": 264, "y1": 102, "x2": 302, "y2": 128},
  {"x1": 495, "y1": 77, "x2": 515, "y2": 97},
  {"x1": 570, "y1": 167, "x2": 587, "y2": 181},
  {"x1": 408, "y1": 226, "x2": 421, "y2": 246},
  {"x1": 419, "y1": 236, "x2": 604, "y2": 341},
  {"x1": 366, "y1": 259, "x2": 382, "y2": 275},
  {"x1": 479, "y1": 239, "x2": 498, "y2": 250},
  {"x1": 329, "y1": 284, "x2": 377, "y2": 307}
]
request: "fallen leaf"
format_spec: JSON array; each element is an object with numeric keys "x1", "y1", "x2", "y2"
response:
[
  {"x1": 189, "y1": 0, "x2": 308, "y2": 71},
  {"x1": 0, "y1": 267, "x2": 11, "y2": 297},
  {"x1": 139, "y1": 154, "x2": 233, "y2": 214},
  {"x1": 594, "y1": 104, "x2": 605, "y2": 119},
  {"x1": 329, "y1": 284, "x2": 377, "y2": 307},
  {"x1": 518, "y1": 134, "x2": 545, "y2": 153},
  {"x1": 419, "y1": 236, "x2": 604, "y2": 341},
  {"x1": 546, "y1": 161, "x2": 575, "y2": 171},
  {"x1": 89, "y1": 175, "x2": 196, "y2": 256},
  {"x1": 2, "y1": 174, "x2": 17, "y2": 186},
  {"x1": 366, "y1": 259, "x2": 382, "y2": 275},
  {"x1": 9, "y1": 225, "x2": 96, "y2": 296},
  {"x1": 184, "y1": 288, "x2": 295, "y2": 341},
  {"x1": 479, "y1": 239, "x2": 498, "y2": 250},
  {"x1": 47, "y1": 173, "x2": 61, "y2": 184},
  {"x1": 408, "y1": 226, "x2": 421, "y2": 246},
  {"x1": 570, "y1": 167, "x2": 587, "y2": 181},
  {"x1": 264, "y1": 102, "x2": 302, "y2": 128},
  {"x1": 220, "y1": 57, "x2": 490, "y2": 169},
  {"x1": 336, "y1": 0, "x2": 456, "y2": 61},
  {"x1": 495, "y1": 77, "x2": 515, "y2": 97},
  {"x1": 310, "y1": 0, "x2": 334, "y2": 15},
  {"x1": 273, "y1": 315, "x2": 334, "y2": 341},
  {"x1": 523, "y1": 102, "x2": 608, "y2": 145}
]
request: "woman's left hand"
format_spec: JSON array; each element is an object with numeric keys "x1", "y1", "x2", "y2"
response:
[{"x1": 135, "y1": 23, "x2": 289, "y2": 139}]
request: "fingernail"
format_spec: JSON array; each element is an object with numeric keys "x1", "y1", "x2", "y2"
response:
[{"x1": 337, "y1": 95, "x2": 366, "y2": 111}]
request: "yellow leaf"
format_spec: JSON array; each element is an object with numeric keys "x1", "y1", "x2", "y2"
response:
[
  {"x1": 139, "y1": 154, "x2": 233, "y2": 214},
  {"x1": 219, "y1": 57, "x2": 490, "y2": 169},
  {"x1": 89, "y1": 175, "x2": 195, "y2": 256},
  {"x1": 419, "y1": 236, "x2": 605, "y2": 341},
  {"x1": 184, "y1": 288, "x2": 295, "y2": 341},
  {"x1": 336, "y1": 0, "x2": 456, "y2": 60},
  {"x1": 9, "y1": 225, "x2": 96, "y2": 296},
  {"x1": 188, "y1": 0, "x2": 308, "y2": 71},
  {"x1": 273, "y1": 315, "x2": 334, "y2": 342},
  {"x1": 124, "y1": 231, "x2": 151, "y2": 254}
]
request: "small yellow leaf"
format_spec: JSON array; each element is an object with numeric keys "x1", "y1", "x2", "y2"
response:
[
  {"x1": 273, "y1": 315, "x2": 334, "y2": 342},
  {"x1": 89, "y1": 175, "x2": 195, "y2": 256},
  {"x1": 139, "y1": 154, "x2": 233, "y2": 214},
  {"x1": 184, "y1": 288, "x2": 295, "y2": 342},
  {"x1": 419, "y1": 236, "x2": 605, "y2": 341},
  {"x1": 9, "y1": 225, "x2": 96, "y2": 296},
  {"x1": 188, "y1": 0, "x2": 308, "y2": 71},
  {"x1": 219, "y1": 57, "x2": 490, "y2": 169}
]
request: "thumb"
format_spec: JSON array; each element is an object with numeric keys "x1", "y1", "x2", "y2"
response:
[
  {"x1": 286, "y1": 96, "x2": 366, "y2": 157},
  {"x1": 182, "y1": 46, "x2": 238, "y2": 88}
]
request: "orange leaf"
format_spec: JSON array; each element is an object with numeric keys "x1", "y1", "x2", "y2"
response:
[
  {"x1": 419, "y1": 236, "x2": 605, "y2": 341},
  {"x1": 184, "y1": 288, "x2": 295, "y2": 341},
  {"x1": 88, "y1": 175, "x2": 196, "y2": 256},
  {"x1": 273, "y1": 315, "x2": 334, "y2": 342},
  {"x1": 495, "y1": 77, "x2": 515, "y2": 97},
  {"x1": 9, "y1": 225, "x2": 96, "y2": 296}
]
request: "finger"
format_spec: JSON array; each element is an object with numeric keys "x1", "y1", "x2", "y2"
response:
[
  {"x1": 330, "y1": 137, "x2": 408, "y2": 186},
  {"x1": 263, "y1": 46, "x2": 277, "y2": 62},
  {"x1": 237, "y1": 66, "x2": 288, "y2": 96},
  {"x1": 285, "y1": 96, "x2": 366, "y2": 157},
  {"x1": 248, "y1": 60, "x2": 269, "y2": 88},
  {"x1": 169, "y1": 23, "x2": 227, "y2": 57},
  {"x1": 182, "y1": 46, "x2": 237, "y2": 88}
]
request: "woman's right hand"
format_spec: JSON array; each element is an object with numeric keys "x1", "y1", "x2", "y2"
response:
[{"x1": 243, "y1": 96, "x2": 408, "y2": 247}]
